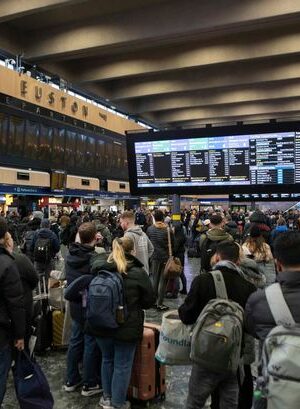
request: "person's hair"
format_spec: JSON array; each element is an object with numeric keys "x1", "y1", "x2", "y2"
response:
[
  {"x1": 215, "y1": 241, "x2": 240, "y2": 263},
  {"x1": 277, "y1": 216, "x2": 286, "y2": 226},
  {"x1": 0, "y1": 217, "x2": 8, "y2": 240},
  {"x1": 245, "y1": 225, "x2": 269, "y2": 260},
  {"x1": 120, "y1": 211, "x2": 135, "y2": 222},
  {"x1": 41, "y1": 219, "x2": 50, "y2": 228},
  {"x1": 78, "y1": 222, "x2": 97, "y2": 244},
  {"x1": 60, "y1": 215, "x2": 70, "y2": 228},
  {"x1": 209, "y1": 213, "x2": 223, "y2": 226},
  {"x1": 108, "y1": 236, "x2": 134, "y2": 274},
  {"x1": 154, "y1": 209, "x2": 164, "y2": 222},
  {"x1": 274, "y1": 231, "x2": 300, "y2": 267}
]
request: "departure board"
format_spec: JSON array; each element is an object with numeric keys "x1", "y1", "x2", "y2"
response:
[{"x1": 134, "y1": 132, "x2": 300, "y2": 188}]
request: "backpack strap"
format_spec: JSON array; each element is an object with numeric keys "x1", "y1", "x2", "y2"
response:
[
  {"x1": 265, "y1": 283, "x2": 295, "y2": 327},
  {"x1": 210, "y1": 270, "x2": 228, "y2": 300}
]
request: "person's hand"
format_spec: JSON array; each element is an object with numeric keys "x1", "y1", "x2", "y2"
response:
[{"x1": 14, "y1": 339, "x2": 24, "y2": 351}]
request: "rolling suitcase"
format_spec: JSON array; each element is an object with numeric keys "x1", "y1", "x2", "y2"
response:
[
  {"x1": 52, "y1": 310, "x2": 66, "y2": 348},
  {"x1": 128, "y1": 324, "x2": 166, "y2": 403}
]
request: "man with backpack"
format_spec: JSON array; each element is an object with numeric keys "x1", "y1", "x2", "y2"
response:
[
  {"x1": 199, "y1": 213, "x2": 233, "y2": 273},
  {"x1": 245, "y1": 231, "x2": 300, "y2": 409},
  {"x1": 179, "y1": 241, "x2": 256, "y2": 409},
  {"x1": 120, "y1": 211, "x2": 154, "y2": 275},
  {"x1": 31, "y1": 218, "x2": 60, "y2": 282}
]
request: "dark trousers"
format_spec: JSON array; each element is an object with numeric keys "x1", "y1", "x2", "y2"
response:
[{"x1": 150, "y1": 260, "x2": 167, "y2": 306}]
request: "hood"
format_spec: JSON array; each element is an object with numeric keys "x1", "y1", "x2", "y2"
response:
[
  {"x1": 275, "y1": 225, "x2": 288, "y2": 232},
  {"x1": 250, "y1": 211, "x2": 267, "y2": 224},
  {"x1": 37, "y1": 228, "x2": 53, "y2": 237},
  {"x1": 240, "y1": 257, "x2": 266, "y2": 288},
  {"x1": 90, "y1": 252, "x2": 143, "y2": 275},
  {"x1": 126, "y1": 225, "x2": 143, "y2": 236},
  {"x1": 226, "y1": 221, "x2": 237, "y2": 228},
  {"x1": 207, "y1": 228, "x2": 233, "y2": 242},
  {"x1": 154, "y1": 222, "x2": 167, "y2": 229},
  {"x1": 67, "y1": 242, "x2": 95, "y2": 268}
]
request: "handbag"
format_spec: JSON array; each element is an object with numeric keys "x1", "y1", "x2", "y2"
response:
[
  {"x1": 155, "y1": 310, "x2": 193, "y2": 365},
  {"x1": 163, "y1": 227, "x2": 182, "y2": 279},
  {"x1": 13, "y1": 351, "x2": 54, "y2": 409}
]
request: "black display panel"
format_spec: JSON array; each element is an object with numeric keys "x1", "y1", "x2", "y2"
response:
[{"x1": 126, "y1": 122, "x2": 300, "y2": 195}]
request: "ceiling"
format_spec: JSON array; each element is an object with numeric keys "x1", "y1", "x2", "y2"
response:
[{"x1": 1, "y1": 0, "x2": 300, "y2": 129}]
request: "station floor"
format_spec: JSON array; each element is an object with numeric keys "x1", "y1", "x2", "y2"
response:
[{"x1": 3, "y1": 257, "x2": 199, "y2": 409}]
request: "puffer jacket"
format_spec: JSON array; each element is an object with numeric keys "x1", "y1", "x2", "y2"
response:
[
  {"x1": 65, "y1": 242, "x2": 97, "y2": 324},
  {"x1": 86, "y1": 253, "x2": 155, "y2": 342},
  {"x1": 245, "y1": 271, "x2": 300, "y2": 341},
  {"x1": 147, "y1": 222, "x2": 174, "y2": 262},
  {"x1": 0, "y1": 246, "x2": 25, "y2": 348}
]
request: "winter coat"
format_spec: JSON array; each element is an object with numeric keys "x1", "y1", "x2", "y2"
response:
[
  {"x1": 124, "y1": 226, "x2": 154, "y2": 274},
  {"x1": 245, "y1": 271, "x2": 300, "y2": 342},
  {"x1": 173, "y1": 224, "x2": 186, "y2": 261},
  {"x1": 147, "y1": 222, "x2": 174, "y2": 262},
  {"x1": 86, "y1": 253, "x2": 155, "y2": 342},
  {"x1": 0, "y1": 246, "x2": 26, "y2": 348},
  {"x1": 199, "y1": 228, "x2": 234, "y2": 272},
  {"x1": 178, "y1": 263, "x2": 256, "y2": 325},
  {"x1": 65, "y1": 242, "x2": 97, "y2": 324},
  {"x1": 31, "y1": 228, "x2": 60, "y2": 259},
  {"x1": 224, "y1": 221, "x2": 239, "y2": 241},
  {"x1": 270, "y1": 225, "x2": 288, "y2": 245}
]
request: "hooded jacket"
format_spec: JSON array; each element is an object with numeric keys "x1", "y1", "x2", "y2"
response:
[
  {"x1": 86, "y1": 253, "x2": 155, "y2": 342},
  {"x1": 147, "y1": 222, "x2": 174, "y2": 262},
  {"x1": 124, "y1": 225, "x2": 154, "y2": 274},
  {"x1": 31, "y1": 227, "x2": 60, "y2": 259},
  {"x1": 65, "y1": 242, "x2": 96, "y2": 323},
  {"x1": 0, "y1": 246, "x2": 26, "y2": 348},
  {"x1": 199, "y1": 228, "x2": 233, "y2": 272}
]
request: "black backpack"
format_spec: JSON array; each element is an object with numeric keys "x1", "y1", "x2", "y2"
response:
[
  {"x1": 34, "y1": 237, "x2": 52, "y2": 263},
  {"x1": 200, "y1": 237, "x2": 218, "y2": 272}
]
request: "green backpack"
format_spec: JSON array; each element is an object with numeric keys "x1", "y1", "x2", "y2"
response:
[{"x1": 190, "y1": 270, "x2": 244, "y2": 373}]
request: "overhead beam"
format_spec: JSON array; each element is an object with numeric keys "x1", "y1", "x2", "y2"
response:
[
  {"x1": 154, "y1": 98, "x2": 300, "y2": 124},
  {"x1": 0, "y1": 0, "x2": 85, "y2": 23},
  {"x1": 109, "y1": 56, "x2": 300, "y2": 101},
  {"x1": 24, "y1": 0, "x2": 300, "y2": 61},
  {"x1": 127, "y1": 79, "x2": 300, "y2": 114},
  {"x1": 72, "y1": 24, "x2": 300, "y2": 83}
]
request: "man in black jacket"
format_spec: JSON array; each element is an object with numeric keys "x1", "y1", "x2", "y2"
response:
[
  {"x1": 147, "y1": 210, "x2": 174, "y2": 311},
  {"x1": 64, "y1": 222, "x2": 101, "y2": 397},
  {"x1": 0, "y1": 218, "x2": 25, "y2": 405},
  {"x1": 245, "y1": 231, "x2": 300, "y2": 340},
  {"x1": 179, "y1": 241, "x2": 255, "y2": 409}
]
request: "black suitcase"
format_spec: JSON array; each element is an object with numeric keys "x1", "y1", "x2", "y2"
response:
[{"x1": 32, "y1": 277, "x2": 52, "y2": 354}]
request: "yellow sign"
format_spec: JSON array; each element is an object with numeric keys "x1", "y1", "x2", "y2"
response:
[
  {"x1": 5, "y1": 195, "x2": 13, "y2": 206},
  {"x1": 172, "y1": 214, "x2": 181, "y2": 221}
]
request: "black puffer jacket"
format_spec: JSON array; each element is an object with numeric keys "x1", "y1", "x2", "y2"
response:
[
  {"x1": 65, "y1": 242, "x2": 96, "y2": 324},
  {"x1": 86, "y1": 253, "x2": 155, "y2": 342},
  {"x1": 147, "y1": 222, "x2": 174, "y2": 262},
  {"x1": 0, "y1": 246, "x2": 25, "y2": 348},
  {"x1": 245, "y1": 271, "x2": 300, "y2": 341}
]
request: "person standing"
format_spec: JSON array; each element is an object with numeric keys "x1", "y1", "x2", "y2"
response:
[
  {"x1": 0, "y1": 217, "x2": 25, "y2": 405},
  {"x1": 147, "y1": 210, "x2": 174, "y2": 311},
  {"x1": 119, "y1": 211, "x2": 154, "y2": 275}
]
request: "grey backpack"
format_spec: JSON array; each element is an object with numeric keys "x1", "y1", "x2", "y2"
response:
[
  {"x1": 190, "y1": 270, "x2": 244, "y2": 373},
  {"x1": 256, "y1": 283, "x2": 300, "y2": 409}
]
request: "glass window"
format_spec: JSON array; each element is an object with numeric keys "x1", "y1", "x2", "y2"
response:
[
  {"x1": 86, "y1": 136, "x2": 95, "y2": 170},
  {"x1": 7, "y1": 116, "x2": 25, "y2": 156},
  {"x1": 65, "y1": 130, "x2": 77, "y2": 169},
  {"x1": 106, "y1": 142, "x2": 113, "y2": 171},
  {"x1": 24, "y1": 120, "x2": 39, "y2": 159},
  {"x1": 52, "y1": 128, "x2": 65, "y2": 167},
  {"x1": 76, "y1": 133, "x2": 87, "y2": 169},
  {"x1": 39, "y1": 124, "x2": 53, "y2": 162},
  {"x1": 0, "y1": 113, "x2": 8, "y2": 154},
  {"x1": 95, "y1": 139, "x2": 105, "y2": 173}
]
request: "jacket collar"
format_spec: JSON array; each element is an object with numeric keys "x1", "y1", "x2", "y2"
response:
[
  {"x1": 154, "y1": 222, "x2": 167, "y2": 229},
  {"x1": 277, "y1": 271, "x2": 300, "y2": 286},
  {"x1": 0, "y1": 244, "x2": 15, "y2": 259}
]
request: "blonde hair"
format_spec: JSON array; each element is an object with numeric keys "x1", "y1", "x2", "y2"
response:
[{"x1": 107, "y1": 236, "x2": 134, "y2": 274}]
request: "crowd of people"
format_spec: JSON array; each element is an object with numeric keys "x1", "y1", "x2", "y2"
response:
[{"x1": 0, "y1": 204, "x2": 299, "y2": 409}]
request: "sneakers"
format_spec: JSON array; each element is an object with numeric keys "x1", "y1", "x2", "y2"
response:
[
  {"x1": 99, "y1": 396, "x2": 113, "y2": 409},
  {"x1": 156, "y1": 304, "x2": 169, "y2": 311},
  {"x1": 81, "y1": 384, "x2": 102, "y2": 397},
  {"x1": 63, "y1": 381, "x2": 83, "y2": 392}
]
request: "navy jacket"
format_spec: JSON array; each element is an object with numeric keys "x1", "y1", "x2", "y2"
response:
[{"x1": 31, "y1": 228, "x2": 60, "y2": 258}]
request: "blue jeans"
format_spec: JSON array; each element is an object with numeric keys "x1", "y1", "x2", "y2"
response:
[
  {"x1": 186, "y1": 364, "x2": 239, "y2": 409},
  {"x1": 0, "y1": 344, "x2": 12, "y2": 404},
  {"x1": 66, "y1": 320, "x2": 101, "y2": 386},
  {"x1": 96, "y1": 337, "x2": 137, "y2": 408}
]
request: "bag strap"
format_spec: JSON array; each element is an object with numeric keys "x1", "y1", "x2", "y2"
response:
[
  {"x1": 210, "y1": 270, "x2": 228, "y2": 300},
  {"x1": 265, "y1": 283, "x2": 295, "y2": 327},
  {"x1": 167, "y1": 227, "x2": 173, "y2": 257}
]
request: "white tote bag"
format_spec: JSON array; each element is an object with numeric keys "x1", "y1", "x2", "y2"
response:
[{"x1": 155, "y1": 310, "x2": 193, "y2": 365}]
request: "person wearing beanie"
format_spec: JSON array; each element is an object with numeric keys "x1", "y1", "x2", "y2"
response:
[{"x1": 0, "y1": 217, "x2": 25, "y2": 405}]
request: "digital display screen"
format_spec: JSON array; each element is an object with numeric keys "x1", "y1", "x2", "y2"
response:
[
  {"x1": 51, "y1": 170, "x2": 66, "y2": 193},
  {"x1": 126, "y1": 123, "x2": 300, "y2": 195},
  {"x1": 135, "y1": 132, "x2": 300, "y2": 187}
]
